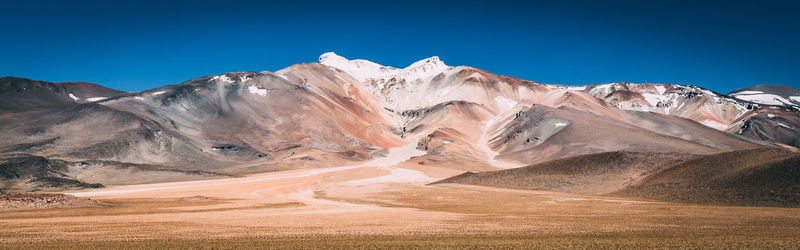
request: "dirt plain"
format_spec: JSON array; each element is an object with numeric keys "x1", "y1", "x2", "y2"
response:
[{"x1": 2, "y1": 153, "x2": 800, "y2": 248}]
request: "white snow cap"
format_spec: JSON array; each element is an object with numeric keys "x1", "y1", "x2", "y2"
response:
[
  {"x1": 317, "y1": 52, "x2": 451, "y2": 83},
  {"x1": 86, "y1": 97, "x2": 106, "y2": 102}
]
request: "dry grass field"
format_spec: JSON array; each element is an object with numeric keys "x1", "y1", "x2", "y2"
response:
[
  {"x1": 2, "y1": 145, "x2": 799, "y2": 249},
  {"x1": 2, "y1": 181, "x2": 799, "y2": 249}
]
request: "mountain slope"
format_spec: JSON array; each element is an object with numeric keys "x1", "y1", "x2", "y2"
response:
[
  {"x1": 727, "y1": 108, "x2": 800, "y2": 147},
  {"x1": 487, "y1": 105, "x2": 748, "y2": 165},
  {"x1": 1, "y1": 70, "x2": 403, "y2": 172},
  {"x1": 617, "y1": 148, "x2": 800, "y2": 207},
  {"x1": 0, "y1": 76, "x2": 125, "y2": 111},
  {"x1": 728, "y1": 85, "x2": 800, "y2": 107},
  {"x1": 581, "y1": 82, "x2": 752, "y2": 130},
  {"x1": 573, "y1": 81, "x2": 800, "y2": 147},
  {"x1": 434, "y1": 148, "x2": 800, "y2": 207}
]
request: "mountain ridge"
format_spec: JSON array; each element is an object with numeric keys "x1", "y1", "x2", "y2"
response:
[{"x1": 0, "y1": 52, "x2": 798, "y2": 192}]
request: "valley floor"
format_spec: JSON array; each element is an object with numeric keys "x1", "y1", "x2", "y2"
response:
[{"x1": 2, "y1": 144, "x2": 799, "y2": 248}]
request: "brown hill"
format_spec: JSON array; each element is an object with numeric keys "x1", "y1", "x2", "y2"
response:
[
  {"x1": 432, "y1": 151, "x2": 693, "y2": 194},
  {"x1": 0, "y1": 76, "x2": 125, "y2": 111},
  {"x1": 616, "y1": 148, "x2": 800, "y2": 207},
  {"x1": 433, "y1": 149, "x2": 800, "y2": 207}
]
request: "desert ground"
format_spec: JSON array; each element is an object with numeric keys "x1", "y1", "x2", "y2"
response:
[{"x1": 2, "y1": 143, "x2": 800, "y2": 249}]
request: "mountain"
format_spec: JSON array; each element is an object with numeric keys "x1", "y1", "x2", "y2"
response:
[
  {"x1": 1, "y1": 70, "x2": 399, "y2": 172},
  {"x1": 579, "y1": 82, "x2": 751, "y2": 130},
  {"x1": 723, "y1": 86, "x2": 800, "y2": 147},
  {"x1": 567, "y1": 82, "x2": 800, "y2": 148},
  {"x1": 0, "y1": 52, "x2": 798, "y2": 192},
  {"x1": 728, "y1": 85, "x2": 800, "y2": 107},
  {"x1": 0, "y1": 76, "x2": 125, "y2": 111}
]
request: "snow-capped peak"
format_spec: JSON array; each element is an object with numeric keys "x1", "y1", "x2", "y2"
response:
[
  {"x1": 402, "y1": 56, "x2": 449, "y2": 81},
  {"x1": 318, "y1": 52, "x2": 398, "y2": 82},
  {"x1": 317, "y1": 52, "x2": 451, "y2": 84},
  {"x1": 406, "y1": 56, "x2": 446, "y2": 71},
  {"x1": 317, "y1": 52, "x2": 456, "y2": 111}
]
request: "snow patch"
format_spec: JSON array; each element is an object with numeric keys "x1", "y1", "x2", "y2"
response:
[
  {"x1": 68, "y1": 93, "x2": 80, "y2": 101},
  {"x1": 732, "y1": 93, "x2": 793, "y2": 106},
  {"x1": 767, "y1": 114, "x2": 775, "y2": 118},
  {"x1": 86, "y1": 97, "x2": 106, "y2": 102},
  {"x1": 210, "y1": 75, "x2": 234, "y2": 83},
  {"x1": 134, "y1": 96, "x2": 145, "y2": 100},
  {"x1": 494, "y1": 96, "x2": 518, "y2": 111},
  {"x1": 654, "y1": 85, "x2": 666, "y2": 95},
  {"x1": 790, "y1": 96, "x2": 800, "y2": 103},
  {"x1": 588, "y1": 83, "x2": 615, "y2": 96},
  {"x1": 442, "y1": 140, "x2": 452, "y2": 144},
  {"x1": 642, "y1": 93, "x2": 661, "y2": 106},
  {"x1": 566, "y1": 86, "x2": 586, "y2": 91},
  {"x1": 734, "y1": 90, "x2": 763, "y2": 95},
  {"x1": 778, "y1": 123, "x2": 792, "y2": 129},
  {"x1": 554, "y1": 121, "x2": 569, "y2": 127},
  {"x1": 152, "y1": 91, "x2": 166, "y2": 96},
  {"x1": 247, "y1": 86, "x2": 268, "y2": 96}
]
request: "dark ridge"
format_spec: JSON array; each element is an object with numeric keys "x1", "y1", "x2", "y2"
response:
[
  {"x1": 0, "y1": 76, "x2": 124, "y2": 111},
  {"x1": 728, "y1": 85, "x2": 800, "y2": 96},
  {"x1": 616, "y1": 148, "x2": 800, "y2": 207},
  {"x1": 433, "y1": 149, "x2": 800, "y2": 207},
  {"x1": 0, "y1": 153, "x2": 230, "y2": 192}
]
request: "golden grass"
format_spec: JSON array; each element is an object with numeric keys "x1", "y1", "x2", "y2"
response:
[
  {"x1": 2, "y1": 183, "x2": 799, "y2": 248},
  {"x1": 4, "y1": 232, "x2": 800, "y2": 249}
]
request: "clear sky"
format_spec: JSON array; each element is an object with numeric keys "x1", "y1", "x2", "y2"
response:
[{"x1": 1, "y1": 0, "x2": 798, "y2": 93}]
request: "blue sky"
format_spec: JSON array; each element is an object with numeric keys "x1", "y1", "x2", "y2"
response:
[{"x1": 1, "y1": 0, "x2": 798, "y2": 93}]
